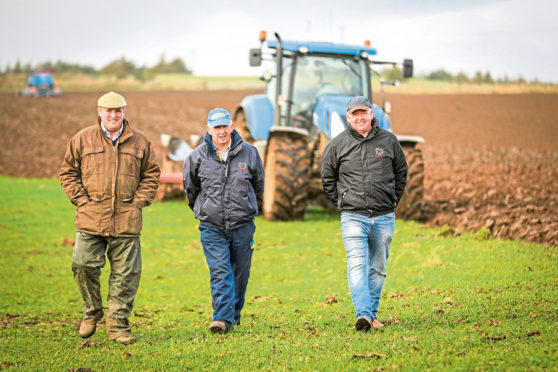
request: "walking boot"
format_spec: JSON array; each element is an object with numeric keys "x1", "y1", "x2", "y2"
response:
[
  {"x1": 355, "y1": 316, "x2": 373, "y2": 332},
  {"x1": 79, "y1": 310, "x2": 104, "y2": 338},
  {"x1": 209, "y1": 320, "x2": 229, "y2": 334},
  {"x1": 106, "y1": 315, "x2": 135, "y2": 344}
]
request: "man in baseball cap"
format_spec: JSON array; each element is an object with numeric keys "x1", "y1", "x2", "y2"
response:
[
  {"x1": 183, "y1": 107, "x2": 264, "y2": 333},
  {"x1": 321, "y1": 95, "x2": 407, "y2": 332}
]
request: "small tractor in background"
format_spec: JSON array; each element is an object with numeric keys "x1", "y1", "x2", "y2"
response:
[
  {"x1": 234, "y1": 31, "x2": 424, "y2": 221},
  {"x1": 18, "y1": 69, "x2": 62, "y2": 97}
]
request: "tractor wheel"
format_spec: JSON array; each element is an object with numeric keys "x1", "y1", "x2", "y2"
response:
[
  {"x1": 263, "y1": 134, "x2": 311, "y2": 220},
  {"x1": 395, "y1": 145, "x2": 424, "y2": 220},
  {"x1": 233, "y1": 109, "x2": 253, "y2": 143}
]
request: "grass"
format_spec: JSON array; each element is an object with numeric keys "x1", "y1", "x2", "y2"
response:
[
  {"x1": 2, "y1": 72, "x2": 557, "y2": 94},
  {"x1": 0, "y1": 176, "x2": 556, "y2": 371}
]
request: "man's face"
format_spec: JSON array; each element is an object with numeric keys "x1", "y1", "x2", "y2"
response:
[
  {"x1": 208, "y1": 123, "x2": 234, "y2": 148},
  {"x1": 346, "y1": 107, "x2": 373, "y2": 136},
  {"x1": 97, "y1": 107, "x2": 126, "y2": 134}
]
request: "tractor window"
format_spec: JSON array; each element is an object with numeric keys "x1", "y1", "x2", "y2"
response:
[{"x1": 291, "y1": 56, "x2": 367, "y2": 124}]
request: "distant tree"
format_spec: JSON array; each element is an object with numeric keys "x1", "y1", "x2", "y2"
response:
[
  {"x1": 453, "y1": 72, "x2": 470, "y2": 84},
  {"x1": 23, "y1": 63, "x2": 33, "y2": 74},
  {"x1": 134, "y1": 66, "x2": 155, "y2": 82},
  {"x1": 168, "y1": 57, "x2": 191, "y2": 74},
  {"x1": 381, "y1": 67, "x2": 403, "y2": 81},
  {"x1": 150, "y1": 55, "x2": 191, "y2": 74},
  {"x1": 472, "y1": 71, "x2": 484, "y2": 84},
  {"x1": 483, "y1": 71, "x2": 494, "y2": 84},
  {"x1": 39, "y1": 61, "x2": 54, "y2": 72},
  {"x1": 101, "y1": 57, "x2": 137, "y2": 78},
  {"x1": 426, "y1": 69, "x2": 453, "y2": 81},
  {"x1": 13, "y1": 60, "x2": 22, "y2": 73},
  {"x1": 516, "y1": 76, "x2": 526, "y2": 84},
  {"x1": 54, "y1": 60, "x2": 98, "y2": 75}
]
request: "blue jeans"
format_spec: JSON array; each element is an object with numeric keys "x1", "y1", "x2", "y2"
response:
[
  {"x1": 341, "y1": 212, "x2": 395, "y2": 320},
  {"x1": 199, "y1": 220, "x2": 255, "y2": 326}
]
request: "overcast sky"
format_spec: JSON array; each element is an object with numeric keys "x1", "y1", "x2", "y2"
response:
[{"x1": 1, "y1": 0, "x2": 557, "y2": 82}]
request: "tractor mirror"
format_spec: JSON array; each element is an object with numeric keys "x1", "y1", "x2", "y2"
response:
[
  {"x1": 249, "y1": 48, "x2": 262, "y2": 66},
  {"x1": 403, "y1": 59, "x2": 413, "y2": 78}
]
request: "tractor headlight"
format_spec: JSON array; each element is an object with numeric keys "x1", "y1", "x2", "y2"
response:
[
  {"x1": 298, "y1": 46, "x2": 309, "y2": 54},
  {"x1": 360, "y1": 51, "x2": 369, "y2": 59}
]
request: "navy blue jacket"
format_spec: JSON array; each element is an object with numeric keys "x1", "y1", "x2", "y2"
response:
[{"x1": 183, "y1": 130, "x2": 264, "y2": 231}]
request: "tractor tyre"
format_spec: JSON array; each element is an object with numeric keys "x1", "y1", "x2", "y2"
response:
[
  {"x1": 263, "y1": 134, "x2": 311, "y2": 220},
  {"x1": 233, "y1": 109, "x2": 253, "y2": 143},
  {"x1": 395, "y1": 145, "x2": 424, "y2": 221}
]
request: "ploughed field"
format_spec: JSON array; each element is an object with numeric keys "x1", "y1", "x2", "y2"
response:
[{"x1": 1, "y1": 91, "x2": 556, "y2": 246}]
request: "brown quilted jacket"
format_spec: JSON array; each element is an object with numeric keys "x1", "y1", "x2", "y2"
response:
[{"x1": 59, "y1": 119, "x2": 160, "y2": 237}]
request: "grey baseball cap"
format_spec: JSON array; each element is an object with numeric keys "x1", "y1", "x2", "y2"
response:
[{"x1": 347, "y1": 96, "x2": 372, "y2": 113}]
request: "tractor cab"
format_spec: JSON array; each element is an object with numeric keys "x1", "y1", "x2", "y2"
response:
[
  {"x1": 262, "y1": 40, "x2": 375, "y2": 138},
  {"x1": 239, "y1": 32, "x2": 413, "y2": 143}
]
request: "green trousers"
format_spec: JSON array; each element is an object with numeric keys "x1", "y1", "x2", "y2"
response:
[{"x1": 72, "y1": 231, "x2": 141, "y2": 334}]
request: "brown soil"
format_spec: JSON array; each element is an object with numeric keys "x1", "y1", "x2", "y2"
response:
[{"x1": 1, "y1": 91, "x2": 556, "y2": 246}]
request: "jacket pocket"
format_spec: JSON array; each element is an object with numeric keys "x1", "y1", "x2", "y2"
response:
[
  {"x1": 117, "y1": 200, "x2": 142, "y2": 236},
  {"x1": 81, "y1": 147, "x2": 105, "y2": 173},
  {"x1": 81, "y1": 147, "x2": 106, "y2": 196},
  {"x1": 119, "y1": 147, "x2": 143, "y2": 177},
  {"x1": 245, "y1": 179, "x2": 258, "y2": 213},
  {"x1": 340, "y1": 189, "x2": 365, "y2": 210},
  {"x1": 75, "y1": 196, "x2": 111, "y2": 234},
  {"x1": 193, "y1": 192, "x2": 207, "y2": 217}
]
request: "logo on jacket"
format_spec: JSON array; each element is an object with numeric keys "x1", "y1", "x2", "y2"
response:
[
  {"x1": 375, "y1": 148, "x2": 385, "y2": 157},
  {"x1": 238, "y1": 162, "x2": 248, "y2": 171}
]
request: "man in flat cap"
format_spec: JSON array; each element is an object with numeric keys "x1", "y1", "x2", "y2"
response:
[
  {"x1": 321, "y1": 96, "x2": 407, "y2": 332},
  {"x1": 59, "y1": 91, "x2": 160, "y2": 344},
  {"x1": 183, "y1": 108, "x2": 264, "y2": 333}
]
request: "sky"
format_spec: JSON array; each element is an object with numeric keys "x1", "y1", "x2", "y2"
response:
[{"x1": 1, "y1": 0, "x2": 557, "y2": 82}]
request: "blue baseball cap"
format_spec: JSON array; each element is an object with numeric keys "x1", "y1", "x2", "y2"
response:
[
  {"x1": 347, "y1": 96, "x2": 372, "y2": 113},
  {"x1": 207, "y1": 108, "x2": 232, "y2": 127}
]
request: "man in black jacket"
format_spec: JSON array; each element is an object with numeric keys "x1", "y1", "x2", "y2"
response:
[
  {"x1": 321, "y1": 96, "x2": 407, "y2": 332},
  {"x1": 183, "y1": 108, "x2": 264, "y2": 333}
]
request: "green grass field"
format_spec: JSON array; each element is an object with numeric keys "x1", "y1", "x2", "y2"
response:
[{"x1": 0, "y1": 176, "x2": 556, "y2": 371}]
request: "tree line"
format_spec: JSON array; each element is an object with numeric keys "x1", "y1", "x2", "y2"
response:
[
  {"x1": 381, "y1": 67, "x2": 544, "y2": 84},
  {"x1": 1, "y1": 55, "x2": 191, "y2": 80}
]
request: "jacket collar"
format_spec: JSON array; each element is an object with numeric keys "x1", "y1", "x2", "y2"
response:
[
  {"x1": 97, "y1": 118, "x2": 133, "y2": 143},
  {"x1": 204, "y1": 129, "x2": 244, "y2": 160}
]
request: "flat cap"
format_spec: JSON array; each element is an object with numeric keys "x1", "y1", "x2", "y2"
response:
[
  {"x1": 347, "y1": 96, "x2": 372, "y2": 113},
  {"x1": 97, "y1": 91, "x2": 127, "y2": 108}
]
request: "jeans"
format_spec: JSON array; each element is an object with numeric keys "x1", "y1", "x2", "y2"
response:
[
  {"x1": 199, "y1": 220, "x2": 255, "y2": 326},
  {"x1": 341, "y1": 212, "x2": 395, "y2": 320}
]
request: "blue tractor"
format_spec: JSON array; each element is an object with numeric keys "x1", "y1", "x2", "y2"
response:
[
  {"x1": 234, "y1": 31, "x2": 424, "y2": 221},
  {"x1": 19, "y1": 69, "x2": 63, "y2": 97}
]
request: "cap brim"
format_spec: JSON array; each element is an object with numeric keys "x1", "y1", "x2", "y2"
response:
[
  {"x1": 208, "y1": 118, "x2": 232, "y2": 127},
  {"x1": 347, "y1": 105, "x2": 371, "y2": 114}
]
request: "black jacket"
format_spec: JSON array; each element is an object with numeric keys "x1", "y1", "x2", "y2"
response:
[
  {"x1": 321, "y1": 118, "x2": 407, "y2": 217},
  {"x1": 183, "y1": 130, "x2": 265, "y2": 231}
]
